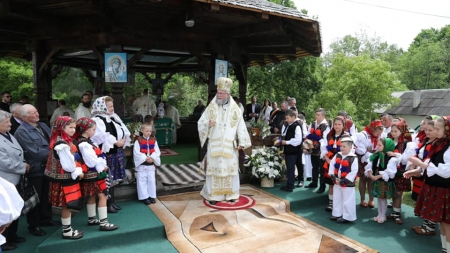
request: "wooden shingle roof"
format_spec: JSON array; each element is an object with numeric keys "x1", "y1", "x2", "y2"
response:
[{"x1": 385, "y1": 89, "x2": 450, "y2": 116}]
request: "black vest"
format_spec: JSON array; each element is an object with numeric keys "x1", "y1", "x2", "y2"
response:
[
  {"x1": 283, "y1": 121, "x2": 300, "y2": 155},
  {"x1": 96, "y1": 116, "x2": 124, "y2": 154},
  {"x1": 426, "y1": 141, "x2": 450, "y2": 188},
  {"x1": 372, "y1": 155, "x2": 394, "y2": 182}
]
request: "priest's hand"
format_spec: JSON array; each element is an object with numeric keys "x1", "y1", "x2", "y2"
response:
[{"x1": 209, "y1": 119, "x2": 216, "y2": 127}]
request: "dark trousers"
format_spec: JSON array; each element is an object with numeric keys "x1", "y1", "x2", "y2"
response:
[
  {"x1": 295, "y1": 153, "x2": 303, "y2": 181},
  {"x1": 3, "y1": 184, "x2": 21, "y2": 241},
  {"x1": 26, "y1": 176, "x2": 53, "y2": 229},
  {"x1": 311, "y1": 155, "x2": 324, "y2": 187},
  {"x1": 285, "y1": 154, "x2": 298, "y2": 190}
]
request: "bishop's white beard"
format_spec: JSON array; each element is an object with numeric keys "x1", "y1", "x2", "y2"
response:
[{"x1": 216, "y1": 97, "x2": 229, "y2": 105}]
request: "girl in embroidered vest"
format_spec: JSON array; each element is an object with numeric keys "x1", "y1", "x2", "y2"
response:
[
  {"x1": 352, "y1": 119, "x2": 383, "y2": 208},
  {"x1": 328, "y1": 137, "x2": 358, "y2": 223},
  {"x1": 133, "y1": 123, "x2": 161, "y2": 205},
  {"x1": 385, "y1": 119, "x2": 414, "y2": 225},
  {"x1": 75, "y1": 117, "x2": 119, "y2": 231},
  {"x1": 406, "y1": 117, "x2": 450, "y2": 251},
  {"x1": 91, "y1": 96, "x2": 131, "y2": 213},
  {"x1": 322, "y1": 116, "x2": 350, "y2": 212},
  {"x1": 44, "y1": 116, "x2": 84, "y2": 239},
  {"x1": 364, "y1": 138, "x2": 398, "y2": 224},
  {"x1": 405, "y1": 120, "x2": 438, "y2": 235}
]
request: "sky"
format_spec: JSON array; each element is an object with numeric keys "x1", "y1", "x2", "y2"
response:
[{"x1": 292, "y1": 0, "x2": 450, "y2": 54}]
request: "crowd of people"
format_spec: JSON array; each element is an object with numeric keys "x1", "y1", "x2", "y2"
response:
[
  {"x1": 0, "y1": 91, "x2": 162, "y2": 251},
  {"x1": 238, "y1": 94, "x2": 450, "y2": 252}
]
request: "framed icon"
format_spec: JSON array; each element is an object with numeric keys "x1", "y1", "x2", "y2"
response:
[
  {"x1": 215, "y1": 59, "x2": 228, "y2": 84},
  {"x1": 105, "y1": 53, "x2": 127, "y2": 83}
]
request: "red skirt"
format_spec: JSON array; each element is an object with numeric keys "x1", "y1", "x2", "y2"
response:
[
  {"x1": 80, "y1": 180, "x2": 103, "y2": 197},
  {"x1": 394, "y1": 176, "x2": 412, "y2": 192},
  {"x1": 49, "y1": 181, "x2": 67, "y2": 207},
  {"x1": 415, "y1": 183, "x2": 450, "y2": 224}
]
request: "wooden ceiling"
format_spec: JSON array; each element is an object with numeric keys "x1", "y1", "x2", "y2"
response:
[{"x1": 0, "y1": 0, "x2": 322, "y2": 72}]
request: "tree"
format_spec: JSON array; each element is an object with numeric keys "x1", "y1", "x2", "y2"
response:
[
  {"x1": 308, "y1": 54, "x2": 406, "y2": 127},
  {"x1": 0, "y1": 57, "x2": 33, "y2": 103}
]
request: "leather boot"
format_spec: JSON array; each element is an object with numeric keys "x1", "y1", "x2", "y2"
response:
[
  {"x1": 107, "y1": 199, "x2": 118, "y2": 213},
  {"x1": 110, "y1": 188, "x2": 122, "y2": 210}
]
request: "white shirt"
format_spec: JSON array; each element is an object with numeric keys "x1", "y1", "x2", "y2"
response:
[{"x1": 281, "y1": 123, "x2": 302, "y2": 147}]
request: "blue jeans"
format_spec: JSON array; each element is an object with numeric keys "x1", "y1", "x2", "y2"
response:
[{"x1": 285, "y1": 154, "x2": 298, "y2": 190}]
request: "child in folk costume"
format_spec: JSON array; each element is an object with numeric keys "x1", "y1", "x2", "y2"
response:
[
  {"x1": 322, "y1": 116, "x2": 350, "y2": 212},
  {"x1": 133, "y1": 123, "x2": 161, "y2": 205},
  {"x1": 328, "y1": 137, "x2": 358, "y2": 223},
  {"x1": 74, "y1": 117, "x2": 119, "y2": 231},
  {"x1": 352, "y1": 120, "x2": 384, "y2": 208},
  {"x1": 276, "y1": 109, "x2": 303, "y2": 192},
  {"x1": 44, "y1": 116, "x2": 84, "y2": 239},
  {"x1": 386, "y1": 119, "x2": 414, "y2": 224},
  {"x1": 364, "y1": 138, "x2": 398, "y2": 223},
  {"x1": 405, "y1": 116, "x2": 450, "y2": 252},
  {"x1": 408, "y1": 120, "x2": 439, "y2": 236}
]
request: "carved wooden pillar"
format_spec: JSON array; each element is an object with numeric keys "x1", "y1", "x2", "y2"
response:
[
  {"x1": 234, "y1": 57, "x2": 248, "y2": 110},
  {"x1": 207, "y1": 53, "x2": 218, "y2": 103},
  {"x1": 32, "y1": 48, "x2": 51, "y2": 123}
]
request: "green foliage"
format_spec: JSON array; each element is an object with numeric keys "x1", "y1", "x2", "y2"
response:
[
  {"x1": 52, "y1": 67, "x2": 93, "y2": 108},
  {"x1": 0, "y1": 57, "x2": 33, "y2": 103},
  {"x1": 310, "y1": 54, "x2": 406, "y2": 127},
  {"x1": 268, "y1": 0, "x2": 296, "y2": 8}
]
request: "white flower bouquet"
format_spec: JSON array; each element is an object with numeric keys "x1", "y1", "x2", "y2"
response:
[{"x1": 244, "y1": 146, "x2": 285, "y2": 180}]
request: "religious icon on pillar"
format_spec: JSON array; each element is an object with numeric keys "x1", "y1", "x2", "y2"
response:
[
  {"x1": 152, "y1": 79, "x2": 164, "y2": 95},
  {"x1": 215, "y1": 59, "x2": 228, "y2": 84},
  {"x1": 105, "y1": 53, "x2": 127, "y2": 83}
]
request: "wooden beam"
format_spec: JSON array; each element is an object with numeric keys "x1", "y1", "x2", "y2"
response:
[
  {"x1": 239, "y1": 35, "x2": 292, "y2": 47},
  {"x1": 268, "y1": 55, "x2": 280, "y2": 64},
  {"x1": 221, "y1": 20, "x2": 285, "y2": 38},
  {"x1": 247, "y1": 46, "x2": 296, "y2": 55},
  {"x1": 168, "y1": 56, "x2": 196, "y2": 66},
  {"x1": 163, "y1": 72, "x2": 175, "y2": 82},
  {"x1": 210, "y1": 4, "x2": 220, "y2": 11},
  {"x1": 91, "y1": 46, "x2": 105, "y2": 69},
  {"x1": 38, "y1": 48, "x2": 59, "y2": 77}
]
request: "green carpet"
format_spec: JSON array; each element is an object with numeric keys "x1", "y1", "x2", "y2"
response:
[
  {"x1": 161, "y1": 143, "x2": 199, "y2": 165},
  {"x1": 14, "y1": 201, "x2": 177, "y2": 253},
  {"x1": 260, "y1": 180, "x2": 441, "y2": 253}
]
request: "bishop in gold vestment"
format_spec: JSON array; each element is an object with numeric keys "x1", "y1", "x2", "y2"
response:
[{"x1": 198, "y1": 77, "x2": 251, "y2": 203}]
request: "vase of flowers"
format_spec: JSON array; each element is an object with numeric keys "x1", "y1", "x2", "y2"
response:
[
  {"x1": 249, "y1": 118, "x2": 270, "y2": 139},
  {"x1": 244, "y1": 146, "x2": 285, "y2": 188}
]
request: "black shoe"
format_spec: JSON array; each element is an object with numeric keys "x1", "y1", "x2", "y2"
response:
[
  {"x1": 330, "y1": 216, "x2": 341, "y2": 221},
  {"x1": 296, "y1": 181, "x2": 304, "y2": 187},
  {"x1": 9, "y1": 236, "x2": 25, "y2": 243},
  {"x1": 99, "y1": 223, "x2": 119, "y2": 231},
  {"x1": 280, "y1": 186, "x2": 293, "y2": 192},
  {"x1": 1, "y1": 242, "x2": 17, "y2": 251},
  {"x1": 149, "y1": 198, "x2": 156, "y2": 204},
  {"x1": 337, "y1": 218, "x2": 350, "y2": 224},
  {"x1": 112, "y1": 203, "x2": 122, "y2": 210},
  {"x1": 325, "y1": 205, "x2": 333, "y2": 212},
  {"x1": 227, "y1": 199, "x2": 236, "y2": 203},
  {"x1": 143, "y1": 199, "x2": 152, "y2": 205},
  {"x1": 306, "y1": 177, "x2": 312, "y2": 181},
  {"x1": 208, "y1": 200, "x2": 217, "y2": 205},
  {"x1": 316, "y1": 188, "x2": 326, "y2": 194},
  {"x1": 40, "y1": 220, "x2": 61, "y2": 227},
  {"x1": 28, "y1": 227, "x2": 46, "y2": 236},
  {"x1": 305, "y1": 183, "x2": 317, "y2": 188},
  {"x1": 387, "y1": 202, "x2": 393, "y2": 208}
]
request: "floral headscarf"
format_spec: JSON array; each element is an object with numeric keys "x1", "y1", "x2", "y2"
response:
[
  {"x1": 363, "y1": 119, "x2": 383, "y2": 148},
  {"x1": 73, "y1": 117, "x2": 95, "y2": 140},
  {"x1": 369, "y1": 138, "x2": 395, "y2": 169},
  {"x1": 91, "y1": 96, "x2": 110, "y2": 117},
  {"x1": 389, "y1": 118, "x2": 411, "y2": 153},
  {"x1": 50, "y1": 116, "x2": 74, "y2": 149}
]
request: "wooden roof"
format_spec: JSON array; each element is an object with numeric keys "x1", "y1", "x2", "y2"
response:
[
  {"x1": 0, "y1": 0, "x2": 322, "y2": 72},
  {"x1": 385, "y1": 89, "x2": 450, "y2": 116}
]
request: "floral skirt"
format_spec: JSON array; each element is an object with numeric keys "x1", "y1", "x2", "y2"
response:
[
  {"x1": 81, "y1": 180, "x2": 103, "y2": 197},
  {"x1": 106, "y1": 148, "x2": 126, "y2": 182},
  {"x1": 415, "y1": 183, "x2": 450, "y2": 224},
  {"x1": 372, "y1": 180, "x2": 395, "y2": 199},
  {"x1": 394, "y1": 175, "x2": 411, "y2": 192},
  {"x1": 48, "y1": 181, "x2": 67, "y2": 207}
]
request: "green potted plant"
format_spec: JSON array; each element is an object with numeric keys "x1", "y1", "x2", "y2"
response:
[{"x1": 249, "y1": 118, "x2": 270, "y2": 139}]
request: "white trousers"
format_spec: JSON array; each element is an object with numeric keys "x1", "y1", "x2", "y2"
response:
[
  {"x1": 332, "y1": 184, "x2": 356, "y2": 221},
  {"x1": 136, "y1": 169, "x2": 156, "y2": 200}
]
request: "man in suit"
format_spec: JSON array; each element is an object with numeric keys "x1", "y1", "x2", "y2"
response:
[
  {"x1": 9, "y1": 103, "x2": 22, "y2": 135},
  {"x1": 0, "y1": 92, "x2": 11, "y2": 112},
  {"x1": 14, "y1": 104, "x2": 55, "y2": 237},
  {"x1": 246, "y1": 96, "x2": 261, "y2": 122}
]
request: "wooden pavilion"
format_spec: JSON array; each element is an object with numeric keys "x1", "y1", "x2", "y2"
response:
[{"x1": 0, "y1": 0, "x2": 322, "y2": 121}]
